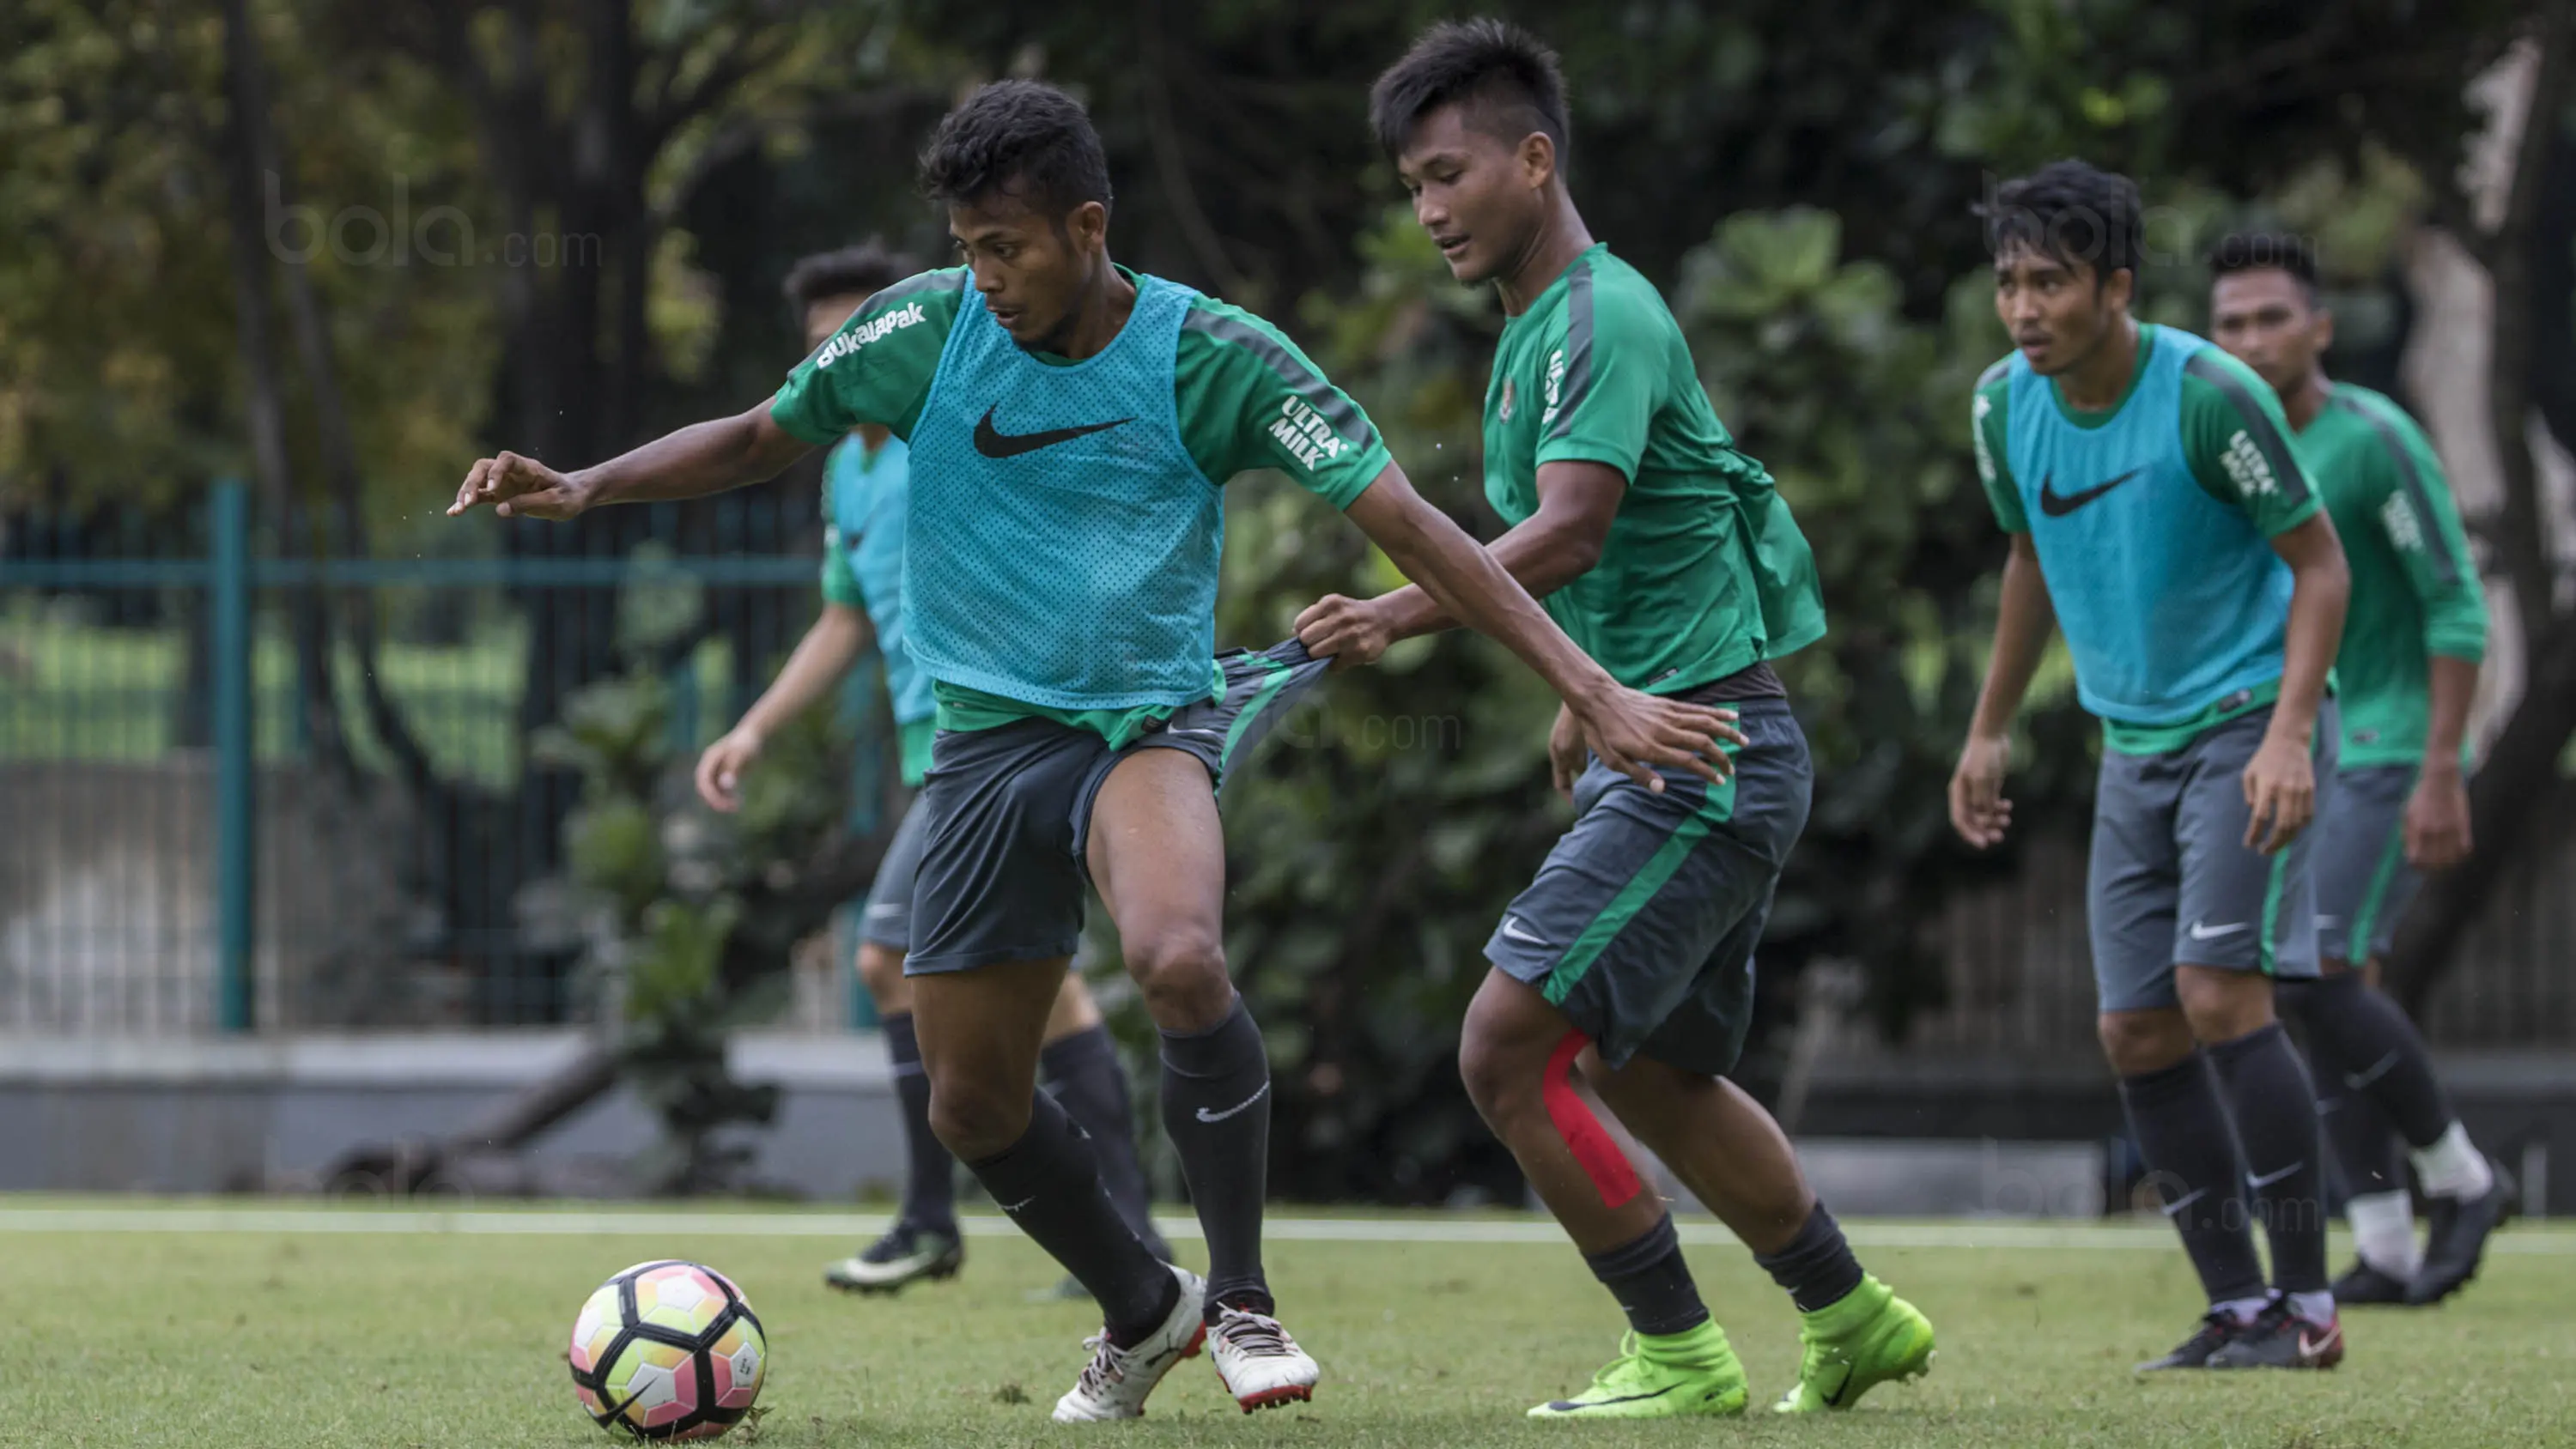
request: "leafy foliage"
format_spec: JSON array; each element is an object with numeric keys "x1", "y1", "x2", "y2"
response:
[{"x1": 529, "y1": 564, "x2": 853, "y2": 1193}]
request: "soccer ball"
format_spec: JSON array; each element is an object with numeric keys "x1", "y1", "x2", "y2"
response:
[{"x1": 568, "y1": 1260, "x2": 768, "y2": 1440}]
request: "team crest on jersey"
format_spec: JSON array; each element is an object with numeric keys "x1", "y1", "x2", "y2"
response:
[{"x1": 1499, "y1": 377, "x2": 1516, "y2": 422}]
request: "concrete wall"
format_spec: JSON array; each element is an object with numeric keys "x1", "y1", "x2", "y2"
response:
[{"x1": 0, "y1": 1031, "x2": 904, "y2": 1201}]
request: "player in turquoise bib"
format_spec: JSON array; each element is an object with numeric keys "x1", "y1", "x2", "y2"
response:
[
  {"x1": 2209, "y1": 233, "x2": 2510, "y2": 1311},
  {"x1": 1952, "y1": 163, "x2": 2354, "y2": 1372},
  {"x1": 1294, "y1": 20, "x2": 1927, "y2": 1423},
  {"x1": 690, "y1": 243, "x2": 1169, "y2": 1304},
  {"x1": 449, "y1": 79, "x2": 1737, "y2": 1423}
]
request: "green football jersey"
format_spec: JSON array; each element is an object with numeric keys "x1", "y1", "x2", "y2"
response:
[
  {"x1": 2291, "y1": 383, "x2": 2487, "y2": 767},
  {"x1": 1480, "y1": 245, "x2": 1824, "y2": 694}
]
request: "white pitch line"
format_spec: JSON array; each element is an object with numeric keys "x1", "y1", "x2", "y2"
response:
[{"x1": 0, "y1": 1207, "x2": 2568, "y2": 1255}]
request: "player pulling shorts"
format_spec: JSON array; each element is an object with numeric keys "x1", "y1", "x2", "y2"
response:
[
  {"x1": 696, "y1": 242, "x2": 1170, "y2": 1299},
  {"x1": 452, "y1": 77, "x2": 1737, "y2": 1422}
]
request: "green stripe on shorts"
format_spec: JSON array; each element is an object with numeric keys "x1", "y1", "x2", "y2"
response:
[
  {"x1": 2345, "y1": 817, "x2": 2411, "y2": 962},
  {"x1": 1540, "y1": 780, "x2": 1736, "y2": 1007},
  {"x1": 2258, "y1": 849, "x2": 2289, "y2": 975},
  {"x1": 1218, "y1": 656, "x2": 1294, "y2": 773}
]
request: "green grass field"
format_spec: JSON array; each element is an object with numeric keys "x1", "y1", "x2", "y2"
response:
[{"x1": 8, "y1": 1202, "x2": 2572, "y2": 1448}]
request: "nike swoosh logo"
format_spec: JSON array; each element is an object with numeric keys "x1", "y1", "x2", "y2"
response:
[
  {"x1": 2188, "y1": 921, "x2": 2252, "y2": 942},
  {"x1": 1195, "y1": 1082, "x2": 1270, "y2": 1124},
  {"x1": 2160, "y1": 1187, "x2": 2208, "y2": 1218},
  {"x1": 2247, "y1": 1161, "x2": 2304, "y2": 1189},
  {"x1": 2344, "y1": 1052, "x2": 2402, "y2": 1090},
  {"x1": 997, "y1": 1196, "x2": 1036, "y2": 1214},
  {"x1": 2038, "y1": 467, "x2": 2142, "y2": 518},
  {"x1": 972, "y1": 406, "x2": 1133, "y2": 458},
  {"x1": 1500, "y1": 917, "x2": 1549, "y2": 947},
  {"x1": 1549, "y1": 1385, "x2": 1676, "y2": 1410}
]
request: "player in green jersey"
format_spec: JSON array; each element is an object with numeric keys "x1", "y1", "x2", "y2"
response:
[
  {"x1": 452, "y1": 78, "x2": 1738, "y2": 1423},
  {"x1": 1297, "y1": 21, "x2": 1930, "y2": 1419},
  {"x1": 697, "y1": 243, "x2": 1169, "y2": 1300},
  {"x1": 2209, "y1": 233, "x2": 2512, "y2": 1307}
]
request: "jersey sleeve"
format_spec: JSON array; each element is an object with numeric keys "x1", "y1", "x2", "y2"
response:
[
  {"x1": 769, "y1": 270, "x2": 968, "y2": 446},
  {"x1": 820, "y1": 536, "x2": 864, "y2": 608},
  {"x1": 1173, "y1": 299, "x2": 1392, "y2": 509},
  {"x1": 2356, "y1": 396, "x2": 2489, "y2": 663},
  {"x1": 1531, "y1": 276, "x2": 1664, "y2": 478},
  {"x1": 2178, "y1": 349, "x2": 2321, "y2": 537},
  {"x1": 817, "y1": 445, "x2": 864, "y2": 607},
  {"x1": 1971, "y1": 361, "x2": 2025, "y2": 532}
]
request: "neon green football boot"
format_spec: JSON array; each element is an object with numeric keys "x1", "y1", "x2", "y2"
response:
[
  {"x1": 1771, "y1": 1275, "x2": 1935, "y2": 1413},
  {"x1": 1528, "y1": 1322, "x2": 1750, "y2": 1420}
]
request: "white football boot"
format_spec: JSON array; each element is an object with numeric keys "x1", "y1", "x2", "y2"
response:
[
  {"x1": 1050, "y1": 1266, "x2": 1207, "y2": 1422},
  {"x1": 1208, "y1": 1303, "x2": 1321, "y2": 1412}
]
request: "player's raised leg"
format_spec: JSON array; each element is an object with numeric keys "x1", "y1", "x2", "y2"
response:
[
  {"x1": 1460, "y1": 974, "x2": 1747, "y2": 1420},
  {"x1": 1086, "y1": 746, "x2": 1318, "y2": 1413},
  {"x1": 1584, "y1": 1055, "x2": 1934, "y2": 1413}
]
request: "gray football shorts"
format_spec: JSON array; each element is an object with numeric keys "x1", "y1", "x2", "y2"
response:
[
  {"x1": 903, "y1": 640, "x2": 1330, "y2": 975},
  {"x1": 1484, "y1": 694, "x2": 1812, "y2": 1078},
  {"x1": 856, "y1": 791, "x2": 931, "y2": 952},
  {"x1": 2088, "y1": 702, "x2": 2337, "y2": 1013},
  {"x1": 2312, "y1": 763, "x2": 2423, "y2": 965}
]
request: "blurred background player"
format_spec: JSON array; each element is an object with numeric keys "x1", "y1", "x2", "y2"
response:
[
  {"x1": 696, "y1": 242, "x2": 1169, "y2": 1298},
  {"x1": 1953, "y1": 162, "x2": 2353, "y2": 1370},
  {"x1": 2208, "y1": 232, "x2": 2514, "y2": 1307},
  {"x1": 1303, "y1": 21, "x2": 1933, "y2": 1418}
]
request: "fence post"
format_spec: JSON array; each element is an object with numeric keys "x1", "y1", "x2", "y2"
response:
[{"x1": 210, "y1": 477, "x2": 256, "y2": 1033}]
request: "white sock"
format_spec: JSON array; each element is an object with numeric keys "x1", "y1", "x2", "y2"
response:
[
  {"x1": 2410, "y1": 1121, "x2": 2494, "y2": 1200},
  {"x1": 2347, "y1": 1190, "x2": 2421, "y2": 1276},
  {"x1": 2287, "y1": 1289, "x2": 2336, "y2": 1324},
  {"x1": 2213, "y1": 1294, "x2": 2270, "y2": 1325}
]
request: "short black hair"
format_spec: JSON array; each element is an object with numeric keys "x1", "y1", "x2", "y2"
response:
[
  {"x1": 781, "y1": 241, "x2": 917, "y2": 315},
  {"x1": 2208, "y1": 231, "x2": 2322, "y2": 302},
  {"x1": 1370, "y1": 18, "x2": 1570, "y2": 163},
  {"x1": 1978, "y1": 160, "x2": 2144, "y2": 283},
  {"x1": 917, "y1": 80, "x2": 1113, "y2": 219}
]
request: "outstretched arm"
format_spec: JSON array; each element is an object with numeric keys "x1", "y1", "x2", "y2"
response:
[
  {"x1": 449, "y1": 402, "x2": 816, "y2": 520},
  {"x1": 1297, "y1": 460, "x2": 1623, "y2": 661},
  {"x1": 1339, "y1": 463, "x2": 1739, "y2": 790}
]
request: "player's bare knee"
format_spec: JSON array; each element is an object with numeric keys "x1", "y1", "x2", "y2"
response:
[
  {"x1": 1456, "y1": 1030, "x2": 1546, "y2": 1126},
  {"x1": 926, "y1": 1076, "x2": 1030, "y2": 1161},
  {"x1": 1124, "y1": 926, "x2": 1231, "y2": 1028},
  {"x1": 2097, "y1": 1009, "x2": 2193, "y2": 1076},
  {"x1": 2175, "y1": 966, "x2": 2275, "y2": 1044}
]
